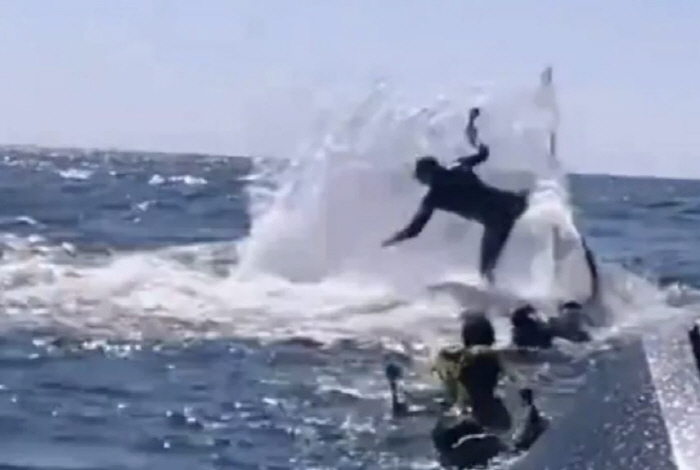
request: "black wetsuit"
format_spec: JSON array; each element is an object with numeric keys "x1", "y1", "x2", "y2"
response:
[{"x1": 398, "y1": 145, "x2": 527, "y2": 281}]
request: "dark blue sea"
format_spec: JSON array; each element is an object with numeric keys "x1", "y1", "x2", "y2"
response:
[{"x1": 0, "y1": 147, "x2": 698, "y2": 470}]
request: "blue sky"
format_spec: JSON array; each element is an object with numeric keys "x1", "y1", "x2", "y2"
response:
[{"x1": 0, "y1": 1, "x2": 698, "y2": 176}]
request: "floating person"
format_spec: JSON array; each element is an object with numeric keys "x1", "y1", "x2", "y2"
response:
[
  {"x1": 385, "y1": 312, "x2": 549, "y2": 468},
  {"x1": 550, "y1": 301, "x2": 593, "y2": 343},
  {"x1": 510, "y1": 305, "x2": 555, "y2": 349},
  {"x1": 510, "y1": 303, "x2": 591, "y2": 350},
  {"x1": 432, "y1": 311, "x2": 512, "y2": 431}
]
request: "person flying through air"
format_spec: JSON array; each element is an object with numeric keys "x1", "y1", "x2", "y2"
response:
[{"x1": 382, "y1": 107, "x2": 527, "y2": 284}]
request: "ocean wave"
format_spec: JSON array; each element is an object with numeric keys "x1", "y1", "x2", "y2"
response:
[
  {"x1": 58, "y1": 168, "x2": 94, "y2": 180},
  {"x1": 149, "y1": 174, "x2": 208, "y2": 186}
]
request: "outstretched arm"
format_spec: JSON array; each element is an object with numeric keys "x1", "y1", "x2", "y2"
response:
[
  {"x1": 465, "y1": 107, "x2": 481, "y2": 148},
  {"x1": 382, "y1": 198, "x2": 434, "y2": 247},
  {"x1": 454, "y1": 144, "x2": 489, "y2": 169},
  {"x1": 453, "y1": 107, "x2": 489, "y2": 169},
  {"x1": 464, "y1": 108, "x2": 481, "y2": 148}
]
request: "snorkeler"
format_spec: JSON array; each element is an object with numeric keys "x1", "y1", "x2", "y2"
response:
[
  {"x1": 431, "y1": 311, "x2": 513, "y2": 431},
  {"x1": 510, "y1": 303, "x2": 592, "y2": 350},
  {"x1": 385, "y1": 312, "x2": 548, "y2": 468},
  {"x1": 381, "y1": 107, "x2": 528, "y2": 283}
]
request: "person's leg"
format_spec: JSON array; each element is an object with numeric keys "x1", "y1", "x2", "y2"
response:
[
  {"x1": 479, "y1": 220, "x2": 514, "y2": 283},
  {"x1": 479, "y1": 193, "x2": 527, "y2": 283}
]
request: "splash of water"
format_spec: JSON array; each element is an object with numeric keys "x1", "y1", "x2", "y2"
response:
[
  {"x1": 0, "y1": 71, "x2": 695, "y2": 346},
  {"x1": 236, "y1": 71, "x2": 577, "y2": 299}
]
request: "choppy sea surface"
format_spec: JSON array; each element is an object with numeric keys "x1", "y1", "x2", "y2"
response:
[{"x1": 0, "y1": 146, "x2": 698, "y2": 470}]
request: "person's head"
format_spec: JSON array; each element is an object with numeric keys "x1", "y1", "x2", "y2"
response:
[
  {"x1": 510, "y1": 304, "x2": 537, "y2": 327},
  {"x1": 558, "y1": 301, "x2": 586, "y2": 328},
  {"x1": 511, "y1": 304, "x2": 553, "y2": 349},
  {"x1": 460, "y1": 311, "x2": 496, "y2": 347},
  {"x1": 560, "y1": 301, "x2": 582, "y2": 311},
  {"x1": 414, "y1": 156, "x2": 441, "y2": 185}
]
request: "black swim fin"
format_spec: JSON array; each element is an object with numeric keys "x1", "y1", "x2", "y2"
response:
[{"x1": 513, "y1": 388, "x2": 549, "y2": 451}]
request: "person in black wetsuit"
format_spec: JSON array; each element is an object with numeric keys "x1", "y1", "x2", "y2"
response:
[
  {"x1": 381, "y1": 108, "x2": 527, "y2": 283},
  {"x1": 510, "y1": 303, "x2": 591, "y2": 349}
]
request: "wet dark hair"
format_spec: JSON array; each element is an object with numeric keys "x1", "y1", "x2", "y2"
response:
[
  {"x1": 460, "y1": 312, "x2": 496, "y2": 347},
  {"x1": 511, "y1": 304, "x2": 554, "y2": 349},
  {"x1": 560, "y1": 301, "x2": 582, "y2": 310},
  {"x1": 511, "y1": 304, "x2": 537, "y2": 327},
  {"x1": 414, "y1": 156, "x2": 440, "y2": 178},
  {"x1": 458, "y1": 311, "x2": 509, "y2": 428}
]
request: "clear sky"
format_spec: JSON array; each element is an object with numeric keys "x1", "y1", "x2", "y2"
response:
[{"x1": 0, "y1": 1, "x2": 698, "y2": 176}]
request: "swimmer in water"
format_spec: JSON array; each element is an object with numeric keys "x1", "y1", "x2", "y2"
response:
[
  {"x1": 385, "y1": 311, "x2": 549, "y2": 468},
  {"x1": 432, "y1": 311, "x2": 513, "y2": 431},
  {"x1": 510, "y1": 303, "x2": 592, "y2": 350}
]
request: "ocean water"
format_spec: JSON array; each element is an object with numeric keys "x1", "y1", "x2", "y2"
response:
[
  {"x1": 1, "y1": 81, "x2": 699, "y2": 470},
  {"x1": 0, "y1": 148, "x2": 697, "y2": 470}
]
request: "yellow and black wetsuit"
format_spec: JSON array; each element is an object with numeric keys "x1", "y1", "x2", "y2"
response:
[{"x1": 432, "y1": 345, "x2": 511, "y2": 431}]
